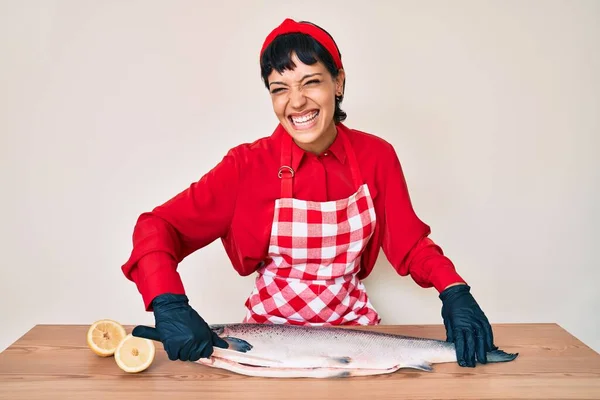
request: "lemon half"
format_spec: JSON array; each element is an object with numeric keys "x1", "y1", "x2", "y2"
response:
[
  {"x1": 86, "y1": 319, "x2": 127, "y2": 357},
  {"x1": 114, "y1": 333, "x2": 156, "y2": 373}
]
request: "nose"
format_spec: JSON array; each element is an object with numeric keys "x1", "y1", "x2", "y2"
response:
[{"x1": 288, "y1": 86, "x2": 307, "y2": 109}]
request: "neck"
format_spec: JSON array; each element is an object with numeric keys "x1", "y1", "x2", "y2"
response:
[{"x1": 295, "y1": 121, "x2": 338, "y2": 155}]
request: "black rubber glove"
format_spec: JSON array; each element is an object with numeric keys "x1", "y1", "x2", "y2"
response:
[
  {"x1": 132, "y1": 293, "x2": 228, "y2": 361},
  {"x1": 440, "y1": 284, "x2": 496, "y2": 367}
]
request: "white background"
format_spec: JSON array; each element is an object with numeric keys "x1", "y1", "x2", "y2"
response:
[{"x1": 1, "y1": 0, "x2": 598, "y2": 353}]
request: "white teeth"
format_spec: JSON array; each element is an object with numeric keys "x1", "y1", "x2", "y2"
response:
[{"x1": 291, "y1": 111, "x2": 318, "y2": 125}]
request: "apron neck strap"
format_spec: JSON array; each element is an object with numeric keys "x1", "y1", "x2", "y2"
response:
[
  {"x1": 279, "y1": 126, "x2": 363, "y2": 198},
  {"x1": 279, "y1": 133, "x2": 294, "y2": 198}
]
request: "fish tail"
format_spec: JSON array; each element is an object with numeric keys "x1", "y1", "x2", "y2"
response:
[{"x1": 486, "y1": 348, "x2": 519, "y2": 363}]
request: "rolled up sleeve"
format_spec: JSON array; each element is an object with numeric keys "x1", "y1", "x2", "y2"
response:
[{"x1": 121, "y1": 150, "x2": 240, "y2": 310}]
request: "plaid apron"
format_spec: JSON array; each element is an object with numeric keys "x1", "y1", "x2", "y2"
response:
[{"x1": 243, "y1": 128, "x2": 381, "y2": 326}]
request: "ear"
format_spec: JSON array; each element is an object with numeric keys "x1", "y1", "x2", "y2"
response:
[{"x1": 335, "y1": 69, "x2": 346, "y2": 96}]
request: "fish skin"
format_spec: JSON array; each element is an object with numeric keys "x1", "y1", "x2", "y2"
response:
[{"x1": 194, "y1": 323, "x2": 518, "y2": 378}]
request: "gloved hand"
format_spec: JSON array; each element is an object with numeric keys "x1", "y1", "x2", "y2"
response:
[
  {"x1": 439, "y1": 284, "x2": 496, "y2": 367},
  {"x1": 132, "y1": 293, "x2": 228, "y2": 361}
]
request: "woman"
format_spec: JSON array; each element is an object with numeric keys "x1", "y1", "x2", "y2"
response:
[{"x1": 122, "y1": 18, "x2": 496, "y2": 368}]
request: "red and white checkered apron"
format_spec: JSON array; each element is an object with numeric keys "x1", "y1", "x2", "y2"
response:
[{"x1": 243, "y1": 128, "x2": 381, "y2": 326}]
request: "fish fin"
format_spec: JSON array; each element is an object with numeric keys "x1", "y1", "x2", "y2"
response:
[
  {"x1": 222, "y1": 337, "x2": 253, "y2": 353},
  {"x1": 335, "y1": 371, "x2": 352, "y2": 378},
  {"x1": 331, "y1": 356, "x2": 352, "y2": 365},
  {"x1": 402, "y1": 361, "x2": 433, "y2": 372},
  {"x1": 486, "y1": 349, "x2": 519, "y2": 363}
]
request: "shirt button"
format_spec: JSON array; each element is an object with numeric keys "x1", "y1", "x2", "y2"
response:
[{"x1": 323, "y1": 152, "x2": 329, "y2": 156}]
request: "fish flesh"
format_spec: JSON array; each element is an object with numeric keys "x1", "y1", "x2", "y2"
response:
[{"x1": 196, "y1": 323, "x2": 518, "y2": 378}]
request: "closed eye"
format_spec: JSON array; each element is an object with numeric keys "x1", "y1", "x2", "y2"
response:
[{"x1": 269, "y1": 79, "x2": 320, "y2": 94}]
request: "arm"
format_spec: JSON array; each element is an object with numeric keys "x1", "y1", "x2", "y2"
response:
[
  {"x1": 379, "y1": 146, "x2": 495, "y2": 368},
  {"x1": 121, "y1": 150, "x2": 240, "y2": 310},
  {"x1": 380, "y1": 146, "x2": 466, "y2": 291}
]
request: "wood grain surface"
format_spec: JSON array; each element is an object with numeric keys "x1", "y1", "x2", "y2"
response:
[{"x1": 0, "y1": 323, "x2": 598, "y2": 399}]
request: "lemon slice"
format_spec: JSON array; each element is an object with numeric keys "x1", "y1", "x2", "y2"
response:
[
  {"x1": 114, "y1": 333, "x2": 156, "y2": 373},
  {"x1": 86, "y1": 319, "x2": 127, "y2": 357}
]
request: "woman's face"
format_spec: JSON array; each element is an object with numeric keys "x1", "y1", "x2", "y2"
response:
[{"x1": 267, "y1": 52, "x2": 345, "y2": 154}]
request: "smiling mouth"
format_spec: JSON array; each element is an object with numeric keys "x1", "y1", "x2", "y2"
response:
[{"x1": 289, "y1": 110, "x2": 319, "y2": 130}]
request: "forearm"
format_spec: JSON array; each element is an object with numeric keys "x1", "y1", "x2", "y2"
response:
[
  {"x1": 120, "y1": 213, "x2": 187, "y2": 309},
  {"x1": 396, "y1": 236, "x2": 466, "y2": 293},
  {"x1": 127, "y1": 252, "x2": 186, "y2": 310}
]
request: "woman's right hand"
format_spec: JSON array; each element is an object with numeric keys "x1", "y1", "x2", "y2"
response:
[{"x1": 132, "y1": 293, "x2": 228, "y2": 361}]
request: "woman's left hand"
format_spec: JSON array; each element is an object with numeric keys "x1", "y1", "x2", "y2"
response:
[{"x1": 439, "y1": 284, "x2": 497, "y2": 367}]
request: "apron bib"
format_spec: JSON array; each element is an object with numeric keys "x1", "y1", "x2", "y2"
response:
[{"x1": 243, "y1": 128, "x2": 381, "y2": 326}]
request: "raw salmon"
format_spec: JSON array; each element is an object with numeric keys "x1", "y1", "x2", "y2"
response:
[{"x1": 195, "y1": 323, "x2": 518, "y2": 378}]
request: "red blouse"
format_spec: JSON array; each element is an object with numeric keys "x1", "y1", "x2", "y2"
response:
[{"x1": 121, "y1": 123, "x2": 466, "y2": 310}]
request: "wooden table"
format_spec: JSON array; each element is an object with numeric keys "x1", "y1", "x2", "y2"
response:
[{"x1": 0, "y1": 323, "x2": 598, "y2": 399}]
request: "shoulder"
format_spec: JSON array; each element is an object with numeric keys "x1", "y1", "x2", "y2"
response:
[
  {"x1": 224, "y1": 133, "x2": 277, "y2": 164},
  {"x1": 341, "y1": 124, "x2": 400, "y2": 163},
  {"x1": 210, "y1": 130, "x2": 280, "y2": 180}
]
